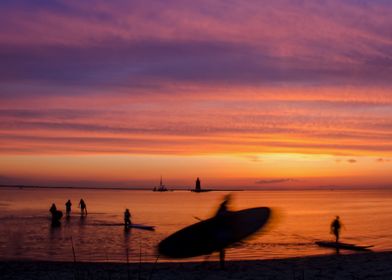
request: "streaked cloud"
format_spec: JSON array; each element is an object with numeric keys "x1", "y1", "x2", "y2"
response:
[
  {"x1": 376, "y1": 158, "x2": 391, "y2": 163},
  {"x1": 256, "y1": 178, "x2": 297, "y2": 184},
  {"x1": 0, "y1": 0, "x2": 392, "y2": 186},
  {"x1": 0, "y1": 0, "x2": 391, "y2": 91}
]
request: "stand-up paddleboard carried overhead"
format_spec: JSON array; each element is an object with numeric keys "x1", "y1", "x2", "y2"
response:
[
  {"x1": 158, "y1": 195, "x2": 271, "y2": 268},
  {"x1": 90, "y1": 222, "x2": 155, "y2": 231}
]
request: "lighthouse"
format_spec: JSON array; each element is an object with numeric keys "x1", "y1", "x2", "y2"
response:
[{"x1": 195, "y1": 177, "x2": 201, "y2": 192}]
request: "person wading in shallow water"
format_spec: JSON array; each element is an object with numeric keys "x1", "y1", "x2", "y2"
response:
[
  {"x1": 79, "y1": 199, "x2": 87, "y2": 216},
  {"x1": 65, "y1": 199, "x2": 72, "y2": 217},
  {"x1": 331, "y1": 216, "x2": 342, "y2": 243},
  {"x1": 215, "y1": 195, "x2": 231, "y2": 269},
  {"x1": 49, "y1": 203, "x2": 62, "y2": 227},
  {"x1": 124, "y1": 208, "x2": 132, "y2": 228}
]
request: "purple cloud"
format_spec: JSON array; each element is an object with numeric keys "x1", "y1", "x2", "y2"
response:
[
  {"x1": 0, "y1": 0, "x2": 392, "y2": 157},
  {"x1": 0, "y1": 0, "x2": 391, "y2": 99},
  {"x1": 256, "y1": 178, "x2": 297, "y2": 184}
]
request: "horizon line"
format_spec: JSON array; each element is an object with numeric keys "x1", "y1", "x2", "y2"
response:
[{"x1": 1, "y1": 184, "x2": 391, "y2": 191}]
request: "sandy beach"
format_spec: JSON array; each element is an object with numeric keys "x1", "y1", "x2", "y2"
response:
[{"x1": 1, "y1": 252, "x2": 392, "y2": 280}]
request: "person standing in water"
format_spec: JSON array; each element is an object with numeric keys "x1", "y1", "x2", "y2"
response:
[
  {"x1": 215, "y1": 194, "x2": 231, "y2": 269},
  {"x1": 331, "y1": 216, "x2": 342, "y2": 243},
  {"x1": 49, "y1": 203, "x2": 57, "y2": 217},
  {"x1": 65, "y1": 199, "x2": 72, "y2": 217},
  {"x1": 124, "y1": 209, "x2": 132, "y2": 228},
  {"x1": 49, "y1": 203, "x2": 62, "y2": 227},
  {"x1": 79, "y1": 199, "x2": 87, "y2": 216}
]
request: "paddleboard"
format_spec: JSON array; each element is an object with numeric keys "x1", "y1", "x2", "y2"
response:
[
  {"x1": 127, "y1": 224, "x2": 155, "y2": 231},
  {"x1": 315, "y1": 241, "x2": 373, "y2": 251},
  {"x1": 158, "y1": 207, "x2": 271, "y2": 258},
  {"x1": 92, "y1": 223, "x2": 155, "y2": 231}
]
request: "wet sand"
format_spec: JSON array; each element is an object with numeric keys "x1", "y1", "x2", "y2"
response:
[{"x1": 1, "y1": 252, "x2": 392, "y2": 280}]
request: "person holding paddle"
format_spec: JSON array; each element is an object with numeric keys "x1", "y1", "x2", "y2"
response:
[{"x1": 331, "y1": 216, "x2": 342, "y2": 243}]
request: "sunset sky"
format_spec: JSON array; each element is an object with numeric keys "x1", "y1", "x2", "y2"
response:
[{"x1": 0, "y1": 0, "x2": 391, "y2": 188}]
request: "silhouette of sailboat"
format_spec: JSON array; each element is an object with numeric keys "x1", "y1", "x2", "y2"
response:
[{"x1": 153, "y1": 176, "x2": 168, "y2": 192}]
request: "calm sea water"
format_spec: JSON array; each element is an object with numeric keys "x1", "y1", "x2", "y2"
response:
[{"x1": 0, "y1": 188, "x2": 391, "y2": 263}]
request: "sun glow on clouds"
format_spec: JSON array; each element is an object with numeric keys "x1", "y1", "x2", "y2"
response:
[
  {"x1": 0, "y1": 153, "x2": 391, "y2": 188},
  {"x1": 0, "y1": 0, "x2": 391, "y2": 188}
]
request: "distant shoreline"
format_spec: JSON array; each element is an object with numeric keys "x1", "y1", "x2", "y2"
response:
[
  {"x1": 1, "y1": 252, "x2": 391, "y2": 279},
  {"x1": 0, "y1": 184, "x2": 244, "y2": 192},
  {"x1": 1, "y1": 184, "x2": 391, "y2": 192}
]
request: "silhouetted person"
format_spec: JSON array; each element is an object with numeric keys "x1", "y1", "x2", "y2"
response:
[
  {"x1": 195, "y1": 177, "x2": 201, "y2": 191},
  {"x1": 331, "y1": 216, "x2": 342, "y2": 243},
  {"x1": 215, "y1": 194, "x2": 231, "y2": 269},
  {"x1": 65, "y1": 199, "x2": 72, "y2": 217},
  {"x1": 49, "y1": 203, "x2": 62, "y2": 227},
  {"x1": 124, "y1": 209, "x2": 132, "y2": 228},
  {"x1": 49, "y1": 203, "x2": 57, "y2": 217},
  {"x1": 79, "y1": 199, "x2": 87, "y2": 216}
]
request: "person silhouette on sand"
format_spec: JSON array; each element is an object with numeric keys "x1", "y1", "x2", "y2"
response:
[
  {"x1": 65, "y1": 200, "x2": 72, "y2": 217},
  {"x1": 215, "y1": 194, "x2": 231, "y2": 269},
  {"x1": 79, "y1": 199, "x2": 87, "y2": 216},
  {"x1": 331, "y1": 216, "x2": 342, "y2": 243},
  {"x1": 124, "y1": 209, "x2": 132, "y2": 228}
]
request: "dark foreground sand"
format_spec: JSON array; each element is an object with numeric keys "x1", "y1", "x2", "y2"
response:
[{"x1": 1, "y1": 252, "x2": 392, "y2": 280}]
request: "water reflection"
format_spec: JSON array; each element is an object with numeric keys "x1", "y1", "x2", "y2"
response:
[
  {"x1": 9, "y1": 230, "x2": 24, "y2": 257},
  {"x1": 0, "y1": 188, "x2": 391, "y2": 262},
  {"x1": 65, "y1": 215, "x2": 71, "y2": 226},
  {"x1": 124, "y1": 228, "x2": 131, "y2": 263},
  {"x1": 79, "y1": 214, "x2": 86, "y2": 226},
  {"x1": 48, "y1": 224, "x2": 61, "y2": 257}
]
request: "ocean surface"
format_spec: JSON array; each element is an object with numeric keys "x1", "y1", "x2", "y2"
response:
[{"x1": 0, "y1": 188, "x2": 391, "y2": 263}]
